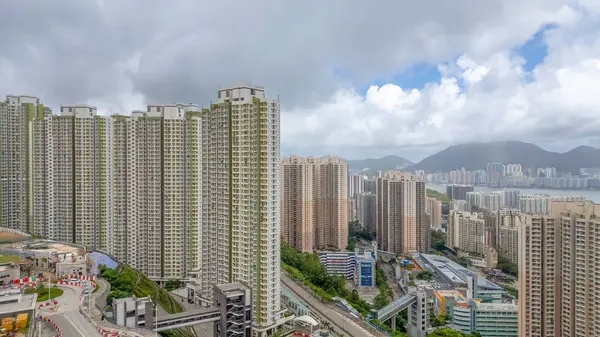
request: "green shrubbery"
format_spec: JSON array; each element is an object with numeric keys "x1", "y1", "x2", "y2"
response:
[
  {"x1": 281, "y1": 242, "x2": 371, "y2": 316},
  {"x1": 99, "y1": 265, "x2": 190, "y2": 337}
]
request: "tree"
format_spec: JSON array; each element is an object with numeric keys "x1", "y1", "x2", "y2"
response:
[
  {"x1": 430, "y1": 314, "x2": 446, "y2": 327},
  {"x1": 455, "y1": 257, "x2": 471, "y2": 267},
  {"x1": 497, "y1": 255, "x2": 518, "y2": 277},
  {"x1": 431, "y1": 230, "x2": 447, "y2": 251},
  {"x1": 373, "y1": 291, "x2": 390, "y2": 309},
  {"x1": 415, "y1": 271, "x2": 435, "y2": 281}
]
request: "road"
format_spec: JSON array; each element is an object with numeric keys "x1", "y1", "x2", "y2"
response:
[
  {"x1": 280, "y1": 273, "x2": 377, "y2": 337},
  {"x1": 46, "y1": 284, "x2": 103, "y2": 337}
]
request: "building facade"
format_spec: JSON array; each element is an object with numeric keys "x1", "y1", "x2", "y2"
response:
[
  {"x1": 518, "y1": 201, "x2": 600, "y2": 337},
  {"x1": 348, "y1": 173, "x2": 364, "y2": 198},
  {"x1": 0, "y1": 96, "x2": 50, "y2": 234},
  {"x1": 426, "y1": 197, "x2": 442, "y2": 230},
  {"x1": 376, "y1": 171, "x2": 428, "y2": 254},
  {"x1": 356, "y1": 192, "x2": 376, "y2": 231},
  {"x1": 447, "y1": 211, "x2": 485, "y2": 256},
  {"x1": 281, "y1": 155, "x2": 348, "y2": 251},
  {"x1": 1, "y1": 86, "x2": 282, "y2": 335},
  {"x1": 200, "y1": 86, "x2": 281, "y2": 334},
  {"x1": 281, "y1": 156, "x2": 317, "y2": 252}
]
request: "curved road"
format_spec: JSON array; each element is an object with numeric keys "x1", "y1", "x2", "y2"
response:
[
  {"x1": 46, "y1": 284, "x2": 103, "y2": 336},
  {"x1": 280, "y1": 273, "x2": 378, "y2": 337}
]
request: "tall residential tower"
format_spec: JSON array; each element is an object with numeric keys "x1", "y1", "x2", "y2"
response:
[
  {"x1": 201, "y1": 86, "x2": 282, "y2": 335},
  {"x1": 376, "y1": 171, "x2": 428, "y2": 254}
]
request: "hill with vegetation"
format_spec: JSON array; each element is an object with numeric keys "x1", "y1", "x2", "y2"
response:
[
  {"x1": 346, "y1": 155, "x2": 413, "y2": 176},
  {"x1": 99, "y1": 265, "x2": 193, "y2": 337},
  {"x1": 408, "y1": 141, "x2": 600, "y2": 174}
]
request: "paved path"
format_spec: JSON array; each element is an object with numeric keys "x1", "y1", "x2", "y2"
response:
[
  {"x1": 47, "y1": 285, "x2": 103, "y2": 336},
  {"x1": 280, "y1": 273, "x2": 377, "y2": 337}
]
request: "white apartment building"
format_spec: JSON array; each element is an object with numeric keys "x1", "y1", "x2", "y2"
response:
[
  {"x1": 30, "y1": 103, "x2": 202, "y2": 281},
  {"x1": 2, "y1": 87, "x2": 283, "y2": 335},
  {"x1": 0, "y1": 96, "x2": 47, "y2": 233},
  {"x1": 348, "y1": 173, "x2": 364, "y2": 198},
  {"x1": 201, "y1": 86, "x2": 282, "y2": 335}
]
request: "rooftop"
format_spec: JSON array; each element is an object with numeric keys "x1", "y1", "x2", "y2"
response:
[
  {"x1": 418, "y1": 253, "x2": 503, "y2": 291},
  {"x1": 0, "y1": 240, "x2": 85, "y2": 257},
  {"x1": 215, "y1": 282, "x2": 250, "y2": 297},
  {"x1": 0, "y1": 289, "x2": 37, "y2": 314},
  {"x1": 474, "y1": 302, "x2": 518, "y2": 312}
]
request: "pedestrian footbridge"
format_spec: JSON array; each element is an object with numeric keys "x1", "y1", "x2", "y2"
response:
[
  {"x1": 374, "y1": 294, "x2": 416, "y2": 323},
  {"x1": 152, "y1": 307, "x2": 221, "y2": 331}
]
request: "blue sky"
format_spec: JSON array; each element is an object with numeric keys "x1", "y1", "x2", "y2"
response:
[{"x1": 358, "y1": 24, "x2": 555, "y2": 94}]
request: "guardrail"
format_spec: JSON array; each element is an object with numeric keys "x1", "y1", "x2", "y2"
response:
[{"x1": 37, "y1": 314, "x2": 63, "y2": 337}]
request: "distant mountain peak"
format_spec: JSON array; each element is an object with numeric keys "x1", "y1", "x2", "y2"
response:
[
  {"x1": 408, "y1": 140, "x2": 600, "y2": 174},
  {"x1": 345, "y1": 155, "x2": 413, "y2": 176}
]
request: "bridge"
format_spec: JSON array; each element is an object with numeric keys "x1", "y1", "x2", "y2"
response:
[
  {"x1": 374, "y1": 294, "x2": 416, "y2": 330},
  {"x1": 151, "y1": 307, "x2": 221, "y2": 331}
]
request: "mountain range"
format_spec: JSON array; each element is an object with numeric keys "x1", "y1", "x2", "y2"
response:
[
  {"x1": 348, "y1": 141, "x2": 600, "y2": 174},
  {"x1": 345, "y1": 155, "x2": 413, "y2": 176}
]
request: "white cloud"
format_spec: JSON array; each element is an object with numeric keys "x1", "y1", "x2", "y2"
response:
[{"x1": 282, "y1": 2, "x2": 600, "y2": 159}]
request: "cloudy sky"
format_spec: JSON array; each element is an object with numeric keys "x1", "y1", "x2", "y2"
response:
[{"x1": 1, "y1": 1, "x2": 600, "y2": 162}]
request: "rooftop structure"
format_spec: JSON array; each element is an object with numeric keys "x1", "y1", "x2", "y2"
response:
[
  {"x1": 417, "y1": 254, "x2": 503, "y2": 291},
  {"x1": 0, "y1": 288, "x2": 37, "y2": 316}
]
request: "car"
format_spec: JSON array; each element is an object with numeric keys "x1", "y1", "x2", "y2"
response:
[{"x1": 70, "y1": 278, "x2": 80, "y2": 283}]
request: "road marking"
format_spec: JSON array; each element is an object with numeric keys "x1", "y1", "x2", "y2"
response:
[{"x1": 63, "y1": 314, "x2": 93, "y2": 337}]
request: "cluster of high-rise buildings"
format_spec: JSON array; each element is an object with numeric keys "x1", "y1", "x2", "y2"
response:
[
  {"x1": 445, "y1": 181, "x2": 600, "y2": 336},
  {"x1": 281, "y1": 166, "x2": 434, "y2": 255},
  {"x1": 0, "y1": 87, "x2": 282, "y2": 336},
  {"x1": 425, "y1": 162, "x2": 600, "y2": 190}
]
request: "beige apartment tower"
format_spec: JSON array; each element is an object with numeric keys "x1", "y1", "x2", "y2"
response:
[
  {"x1": 281, "y1": 155, "x2": 349, "y2": 252},
  {"x1": 518, "y1": 201, "x2": 600, "y2": 337},
  {"x1": 281, "y1": 156, "x2": 317, "y2": 252},
  {"x1": 426, "y1": 197, "x2": 442, "y2": 229},
  {"x1": 446, "y1": 211, "x2": 485, "y2": 256},
  {"x1": 376, "y1": 171, "x2": 428, "y2": 254},
  {"x1": 201, "y1": 86, "x2": 281, "y2": 336}
]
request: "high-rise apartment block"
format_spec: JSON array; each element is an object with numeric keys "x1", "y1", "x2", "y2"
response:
[
  {"x1": 518, "y1": 201, "x2": 600, "y2": 337},
  {"x1": 348, "y1": 173, "x2": 364, "y2": 198},
  {"x1": 426, "y1": 197, "x2": 442, "y2": 230},
  {"x1": 0, "y1": 96, "x2": 50, "y2": 233},
  {"x1": 376, "y1": 171, "x2": 428, "y2": 254},
  {"x1": 356, "y1": 192, "x2": 376, "y2": 231},
  {"x1": 446, "y1": 211, "x2": 485, "y2": 256},
  {"x1": 281, "y1": 155, "x2": 348, "y2": 252},
  {"x1": 201, "y1": 86, "x2": 281, "y2": 333},
  {"x1": 446, "y1": 184, "x2": 474, "y2": 201},
  {"x1": 281, "y1": 156, "x2": 317, "y2": 252},
  {"x1": 0, "y1": 86, "x2": 282, "y2": 336}
]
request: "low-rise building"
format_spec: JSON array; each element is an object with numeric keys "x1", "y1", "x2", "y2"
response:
[
  {"x1": 0, "y1": 240, "x2": 88, "y2": 276},
  {"x1": 0, "y1": 288, "x2": 36, "y2": 331},
  {"x1": 113, "y1": 296, "x2": 153, "y2": 328},
  {"x1": 318, "y1": 249, "x2": 376, "y2": 288},
  {"x1": 452, "y1": 301, "x2": 518, "y2": 337},
  {"x1": 434, "y1": 290, "x2": 467, "y2": 317},
  {"x1": 354, "y1": 252, "x2": 375, "y2": 288},
  {"x1": 0, "y1": 263, "x2": 21, "y2": 285}
]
